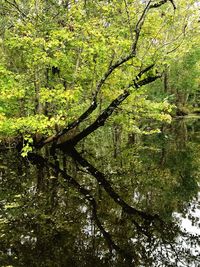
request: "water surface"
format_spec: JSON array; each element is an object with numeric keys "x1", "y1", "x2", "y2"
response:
[{"x1": 0, "y1": 118, "x2": 200, "y2": 266}]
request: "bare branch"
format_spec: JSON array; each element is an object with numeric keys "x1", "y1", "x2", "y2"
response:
[
  {"x1": 134, "y1": 63, "x2": 155, "y2": 81},
  {"x1": 169, "y1": 0, "x2": 176, "y2": 10},
  {"x1": 150, "y1": 0, "x2": 176, "y2": 10},
  {"x1": 134, "y1": 73, "x2": 162, "y2": 88},
  {"x1": 150, "y1": 0, "x2": 168, "y2": 8}
]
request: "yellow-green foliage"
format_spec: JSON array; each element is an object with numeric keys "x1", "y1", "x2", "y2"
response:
[{"x1": 0, "y1": 0, "x2": 199, "y2": 141}]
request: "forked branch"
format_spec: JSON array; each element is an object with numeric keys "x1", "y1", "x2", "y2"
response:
[
  {"x1": 36, "y1": 0, "x2": 162, "y2": 149},
  {"x1": 56, "y1": 65, "x2": 161, "y2": 149}
]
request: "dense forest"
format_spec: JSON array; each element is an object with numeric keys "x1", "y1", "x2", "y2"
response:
[
  {"x1": 0, "y1": 1, "x2": 200, "y2": 266},
  {"x1": 0, "y1": 0, "x2": 199, "y2": 151}
]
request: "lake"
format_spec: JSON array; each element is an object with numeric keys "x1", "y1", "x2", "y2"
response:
[{"x1": 0, "y1": 118, "x2": 200, "y2": 266}]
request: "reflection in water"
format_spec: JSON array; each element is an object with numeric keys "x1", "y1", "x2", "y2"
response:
[{"x1": 0, "y1": 118, "x2": 200, "y2": 266}]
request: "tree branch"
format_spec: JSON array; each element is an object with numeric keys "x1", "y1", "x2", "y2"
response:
[
  {"x1": 132, "y1": 0, "x2": 152, "y2": 52},
  {"x1": 150, "y1": 0, "x2": 176, "y2": 10},
  {"x1": 35, "y1": 100, "x2": 97, "y2": 148},
  {"x1": 35, "y1": 0, "x2": 165, "y2": 150},
  {"x1": 56, "y1": 67, "x2": 161, "y2": 149},
  {"x1": 123, "y1": 0, "x2": 134, "y2": 40},
  {"x1": 4, "y1": 0, "x2": 27, "y2": 18},
  {"x1": 93, "y1": 0, "x2": 154, "y2": 100}
]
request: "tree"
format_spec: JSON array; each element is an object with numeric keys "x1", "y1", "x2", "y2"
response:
[
  {"x1": 146, "y1": 46, "x2": 200, "y2": 115},
  {"x1": 0, "y1": 0, "x2": 198, "y2": 151},
  {"x1": 0, "y1": 1, "x2": 200, "y2": 264},
  {"x1": 170, "y1": 47, "x2": 200, "y2": 111}
]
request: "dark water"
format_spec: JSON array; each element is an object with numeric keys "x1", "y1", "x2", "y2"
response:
[{"x1": 0, "y1": 118, "x2": 200, "y2": 266}]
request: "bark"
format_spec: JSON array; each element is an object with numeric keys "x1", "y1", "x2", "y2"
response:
[
  {"x1": 163, "y1": 66, "x2": 169, "y2": 93},
  {"x1": 35, "y1": 0, "x2": 160, "y2": 149},
  {"x1": 150, "y1": 0, "x2": 176, "y2": 10},
  {"x1": 36, "y1": 100, "x2": 97, "y2": 148},
  {"x1": 57, "y1": 90, "x2": 130, "y2": 149},
  {"x1": 56, "y1": 72, "x2": 161, "y2": 150},
  {"x1": 34, "y1": 80, "x2": 43, "y2": 115},
  {"x1": 113, "y1": 123, "x2": 122, "y2": 158}
]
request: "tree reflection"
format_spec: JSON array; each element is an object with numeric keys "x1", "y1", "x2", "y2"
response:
[{"x1": 0, "y1": 119, "x2": 200, "y2": 266}]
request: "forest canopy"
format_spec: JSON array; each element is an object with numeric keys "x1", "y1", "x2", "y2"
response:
[{"x1": 0, "y1": 0, "x2": 199, "y2": 152}]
